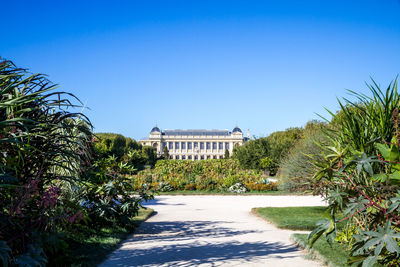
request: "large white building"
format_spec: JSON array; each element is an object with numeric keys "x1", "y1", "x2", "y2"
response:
[{"x1": 139, "y1": 126, "x2": 249, "y2": 160}]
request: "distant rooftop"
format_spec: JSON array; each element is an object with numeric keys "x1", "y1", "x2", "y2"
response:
[{"x1": 163, "y1": 129, "x2": 230, "y2": 136}]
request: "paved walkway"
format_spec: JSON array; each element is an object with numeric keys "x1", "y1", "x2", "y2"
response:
[{"x1": 100, "y1": 195, "x2": 326, "y2": 267}]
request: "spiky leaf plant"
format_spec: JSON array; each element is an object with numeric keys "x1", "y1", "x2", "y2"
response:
[
  {"x1": 310, "y1": 79, "x2": 400, "y2": 266},
  {"x1": 0, "y1": 59, "x2": 92, "y2": 264}
]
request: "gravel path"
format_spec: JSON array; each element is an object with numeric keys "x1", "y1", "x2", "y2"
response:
[{"x1": 100, "y1": 195, "x2": 326, "y2": 267}]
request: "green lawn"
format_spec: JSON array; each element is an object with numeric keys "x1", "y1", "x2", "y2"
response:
[
  {"x1": 252, "y1": 206, "x2": 332, "y2": 230},
  {"x1": 158, "y1": 190, "x2": 308, "y2": 195},
  {"x1": 253, "y1": 206, "x2": 354, "y2": 266},
  {"x1": 292, "y1": 233, "x2": 352, "y2": 267},
  {"x1": 65, "y1": 208, "x2": 154, "y2": 267}
]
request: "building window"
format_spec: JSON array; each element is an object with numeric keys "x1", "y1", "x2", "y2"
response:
[
  {"x1": 175, "y1": 155, "x2": 179, "y2": 160},
  {"x1": 200, "y1": 142, "x2": 204, "y2": 149},
  {"x1": 213, "y1": 155, "x2": 217, "y2": 159},
  {"x1": 200, "y1": 155, "x2": 204, "y2": 160},
  {"x1": 182, "y1": 155, "x2": 186, "y2": 160},
  {"x1": 181, "y1": 142, "x2": 186, "y2": 149},
  {"x1": 219, "y1": 142, "x2": 223, "y2": 150},
  {"x1": 213, "y1": 142, "x2": 217, "y2": 149},
  {"x1": 169, "y1": 155, "x2": 173, "y2": 159},
  {"x1": 207, "y1": 155, "x2": 210, "y2": 159},
  {"x1": 194, "y1": 155, "x2": 198, "y2": 160},
  {"x1": 194, "y1": 142, "x2": 198, "y2": 148},
  {"x1": 206, "y1": 142, "x2": 211, "y2": 149},
  {"x1": 162, "y1": 142, "x2": 167, "y2": 149},
  {"x1": 225, "y1": 142, "x2": 229, "y2": 150},
  {"x1": 188, "y1": 155, "x2": 192, "y2": 160},
  {"x1": 220, "y1": 156, "x2": 224, "y2": 159},
  {"x1": 175, "y1": 142, "x2": 179, "y2": 149},
  {"x1": 188, "y1": 142, "x2": 192, "y2": 149},
  {"x1": 169, "y1": 142, "x2": 173, "y2": 149}
]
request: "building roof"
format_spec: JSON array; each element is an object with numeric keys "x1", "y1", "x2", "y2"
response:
[
  {"x1": 150, "y1": 126, "x2": 161, "y2": 133},
  {"x1": 163, "y1": 129, "x2": 231, "y2": 136},
  {"x1": 232, "y1": 126, "x2": 242, "y2": 133}
]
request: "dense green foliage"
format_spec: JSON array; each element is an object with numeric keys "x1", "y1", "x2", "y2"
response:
[
  {"x1": 224, "y1": 149, "x2": 230, "y2": 159},
  {"x1": 264, "y1": 127, "x2": 303, "y2": 170},
  {"x1": 232, "y1": 138, "x2": 269, "y2": 170},
  {"x1": 94, "y1": 132, "x2": 156, "y2": 171},
  {"x1": 133, "y1": 159, "x2": 277, "y2": 192},
  {"x1": 163, "y1": 146, "x2": 170, "y2": 159},
  {"x1": 232, "y1": 127, "x2": 304, "y2": 175},
  {"x1": 308, "y1": 79, "x2": 400, "y2": 266},
  {"x1": 0, "y1": 60, "x2": 152, "y2": 266},
  {"x1": 278, "y1": 121, "x2": 327, "y2": 192}
]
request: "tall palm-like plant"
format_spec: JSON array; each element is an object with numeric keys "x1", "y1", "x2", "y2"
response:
[
  {"x1": 326, "y1": 79, "x2": 399, "y2": 155},
  {"x1": 0, "y1": 59, "x2": 92, "y2": 265},
  {"x1": 310, "y1": 79, "x2": 400, "y2": 266}
]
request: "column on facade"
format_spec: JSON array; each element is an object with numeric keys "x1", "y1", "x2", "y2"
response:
[{"x1": 209, "y1": 139, "x2": 211, "y2": 158}]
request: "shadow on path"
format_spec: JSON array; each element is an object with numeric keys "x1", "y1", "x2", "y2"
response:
[
  {"x1": 132, "y1": 220, "x2": 263, "y2": 242},
  {"x1": 103, "y1": 220, "x2": 299, "y2": 266},
  {"x1": 108, "y1": 241, "x2": 299, "y2": 266},
  {"x1": 144, "y1": 198, "x2": 185, "y2": 206}
]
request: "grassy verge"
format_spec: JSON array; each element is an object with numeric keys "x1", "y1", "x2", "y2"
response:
[
  {"x1": 292, "y1": 233, "x2": 351, "y2": 267},
  {"x1": 253, "y1": 206, "x2": 353, "y2": 266},
  {"x1": 252, "y1": 206, "x2": 332, "y2": 230},
  {"x1": 67, "y1": 208, "x2": 154, "y2": 267},
  {"x1": 158, "y1": 190, "x2": 309, "y2": 195}
]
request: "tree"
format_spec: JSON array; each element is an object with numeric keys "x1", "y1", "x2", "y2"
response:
[
  {"x1": 94, "y1": 133, "x2": 150, "y2": 171},
  {"x1": 232, "y1": 138, "x2": 269, "y2": 169},
  {"x1": 126, "y1": 139, "x2": 141, "y2": 150},
  {"x1": 142, "y1": 146, "x2": 157, "y2": 166},
  {"x1": 232, "y1": 127, "x2": 303, "y2": 175},
  {"x1": 265, "y1": 127, "x2": 303, "y2": 165},
  {"x1": 224, "y1": 149, "x2": 230, "y2": 159},
  {"x1": 163, "y1": 146, "x2": 170, "y2": 159},
  {"x1": 260, "y1": 156, "x2": 273, "y2": 176},
  {"x1": 111, "y1": 134, "x2": 126, "y2": 157}
]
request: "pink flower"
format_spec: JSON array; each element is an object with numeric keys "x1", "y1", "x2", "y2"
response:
[
  {"x1": 38, "y1": 186, "x2": 60, "y2": 208},
  {"x1": 66, "y1": 210, "x2": 83, "y2": 223}
]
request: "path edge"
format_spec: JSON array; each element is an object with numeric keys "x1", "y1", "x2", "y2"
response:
[
  {"x1": 98, "y1": 208, "x2": 156, "y2": 266},
  {"x1": 290, "y1": 234, "x2": 338, "y2": 267}
]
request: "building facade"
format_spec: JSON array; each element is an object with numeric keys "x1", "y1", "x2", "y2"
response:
[{"x1": 139, "y1": 126, "x2": 249, "y2": 160}]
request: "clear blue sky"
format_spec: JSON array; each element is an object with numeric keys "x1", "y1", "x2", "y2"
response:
[{"x1": 2, "y1": 0, "x2": 400, "y2": 139}]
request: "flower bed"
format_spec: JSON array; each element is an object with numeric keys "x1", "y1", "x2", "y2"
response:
[{"x1": 131, "y1": 159, "x2": 278, "y2": 192}]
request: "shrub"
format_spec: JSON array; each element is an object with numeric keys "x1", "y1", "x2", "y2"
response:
[
  {"x1": 309, "y1": 79, "x2": 400, "y2": 266},
  {"x1": 223, "y1": 174, "x2": 239, "y2": 187},
  {"x1": 0, "y1": 60, "x2": 92, "y2": 264},
  {"x1": 228, "y1": 183, "x2": 248, "y2": 193},
  {"x1": 132, "y1": 159, "x2": 276, "y2": 192},
  {"x1": 246, "y1": 182, "x2": 278, "y2": 191},
  {"x1": 158, "y1": 182, "x2": 174, "y2": 192},
  {"x1": 0, "y1": 60, "x2": 153, "y2": 265},
  {"x1": 278, "y1": 121, "x2": 327, "y2": 192},
  {"x1": 184, "y1": 183, "x2": 196, "y2": 190}
]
